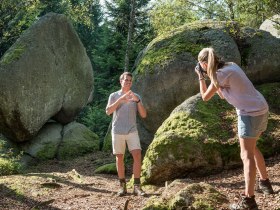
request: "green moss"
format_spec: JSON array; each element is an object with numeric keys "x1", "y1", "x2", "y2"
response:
[
  {"x1": 135, "y1": 20, "x2": 241, "y2": 76},
  {"x1": 58, "y1": 130, "x2": 99, "y2": 160},
  {"x1": 135, "y1": 25, "x2": 211, "y2": 75},
  {"x1": 142, "y1": 83, "x2": 280, "y2": 184},
  {"x1": 258, "y1": 83, "x2": 280, "y2": 112},
  {"x1": 143, "y1": 182, "x2": 228, "y2": 209},
  {"x1": 0, "y1": 43, "x2": 26, "y2": 65},
  {"x1": 94, "y1": 163, "x2": 117, "y2": 174},
  {"x1": 256, "y1": 83, "x2": 280, "y2": 157},
  {"x1": 168, "y1": 183, "x2": 228, "y2": 209},
  {"x1": 153, "y1": 96, "x2": 239, "y2": 165},
  {"x1": 102, "y1": 130, "x2": 112, "y2": 152},
  {"x1": 36, "y1": 142, "x2": 58, "y2": 160},
  {"x1": 169, "y1": 194, "x2": 189, "y2": 209},
  {"x1": 142, "y1": 196, "x2": 168, "y2": 210},
  {"x1": 141, "y1": 95, "x2": 240, "y2": 184},
  {"x1": 257, "y1": 113, "x2": 280, "y2": 157}
]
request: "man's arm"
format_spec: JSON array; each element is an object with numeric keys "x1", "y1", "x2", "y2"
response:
[
  {"x1": 130, "y1": 91, "x2": 147, "y2": 118},
  {"x1": 106, "y1": 97, "x2": 121, "y2": 115},
  {"x1": 106, "y1": 92, "x2": 129, "y2": 115},
  {"x1": 136, "y1": 101, "x2": 147, "y2": 118}
]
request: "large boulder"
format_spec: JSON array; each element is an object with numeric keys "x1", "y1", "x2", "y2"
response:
[
  {"x1": 239, "y1": 27, "x2": 280, "y2": 83},
  {"x1": 57, "y1": 122, "x2": 99, "y2": 160},
  {"x1": 21, "y1": 122, "x2": 63, "y2": 161},
  {"x1": 132, "y1": 21, "x2": 280, "y2": 147},
  {"x1": 133, "y1": 21, "x2": 241, "y2": 139},
  {"x1": 141, "y1": 83, "x2": 280, "y2": 184},
  {"x1": 0, "y1": 13, "x2": 93, "y2": 142},
  {"x1": 260, "y1": 14, "x2": 280, "y2": 38},
  {"x1": 21, "y1": 121, "x2": 99, "y2": 163}
]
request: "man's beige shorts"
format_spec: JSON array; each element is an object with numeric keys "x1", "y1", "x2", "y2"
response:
[{"x1": 112, "y1": 132, "x2": 141, "y2": 154}]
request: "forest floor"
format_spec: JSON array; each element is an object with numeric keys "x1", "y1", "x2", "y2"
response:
[{"x1": 0, "y1": 151, "x2": 279, "y2": 210}]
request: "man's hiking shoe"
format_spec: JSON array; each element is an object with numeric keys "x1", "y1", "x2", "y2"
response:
[
  {"x1": 229, "y1": 194, "x2": 258, "y2": 210},
  {"x1": 117, "y1": 182, "x2": 127, "y2": 196},
  {"x1": 133, "y1": 184, "x2": 146, "y2": 196},
  {"x1": 258, "y1": 179, "x2": 274, "y2": 194}
]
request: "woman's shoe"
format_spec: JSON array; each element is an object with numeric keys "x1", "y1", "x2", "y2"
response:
[
  {"x1": 258, "y1": 179, "x2": 274, "y2": 194},
  {"x1": 229, "y1": 194, "x2": 259, "y2": 210}
]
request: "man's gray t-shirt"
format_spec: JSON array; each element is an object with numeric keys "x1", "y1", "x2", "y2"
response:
[{"x1": 107, "y1": 90, "x2": 141, "y2": 134}]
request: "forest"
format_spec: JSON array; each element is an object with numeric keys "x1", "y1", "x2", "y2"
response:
[{"x1": 1, "y1": 0, "x2": 279, "y2": 144}]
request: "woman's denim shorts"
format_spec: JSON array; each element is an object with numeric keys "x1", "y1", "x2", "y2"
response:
[{"x1": 238, "y1": 112, "x2": 268, "y2": 138}]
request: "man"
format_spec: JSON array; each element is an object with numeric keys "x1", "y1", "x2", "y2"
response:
[{"x1": 106, "y1": 72, "x2": 147, "y2": 196}]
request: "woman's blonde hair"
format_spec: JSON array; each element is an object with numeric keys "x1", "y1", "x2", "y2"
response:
[{"x1": 198, "y1": 47, "x2": 223, "y2": 88}]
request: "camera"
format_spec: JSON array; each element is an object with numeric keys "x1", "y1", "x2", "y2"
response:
[{"x1": 195, "y1": 62, "x2": 207, "y2": 79}]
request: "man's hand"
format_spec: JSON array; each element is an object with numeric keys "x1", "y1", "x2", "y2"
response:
[
  {"x1": 119, "y1": 90, "x2": 139, "y2": 103},
  {"x1": 129, "y1": 91, "x2": 140, "y2": 102}
]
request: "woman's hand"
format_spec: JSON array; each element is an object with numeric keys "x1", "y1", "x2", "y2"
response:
[{"x1": 195, "y1": 65, "x2": 204, "y2": 79}]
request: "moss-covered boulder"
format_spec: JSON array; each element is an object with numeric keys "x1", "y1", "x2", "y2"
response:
[
  {"x1": 94, "y1": 163, "x2": 117, "y2": 174},
  {"x1": 0, "y1": 12, "x2": 93, "y2": 142},
  {"x1": 133, "y1": 21, "x2": 241, "y2": 145},
  {"x1": 20, "y1": 121, "x2": 99, "y2": 163},
  {"x1": 21, "y1": 122, "x2": 63, "y2": 161},
  {"x1": 57, "y1": 122, "x2": 99, "y2": 160},
  {"x1": 142, "y1": 179, "x2": 228, "y2": 210},
  {"x1": 141, "y1": 83, "x2": 280, "y2": 184},
  {"x1": 132, "y1": 20, "x2": 280, "y2": 147},
  {"x1": 240, "y1": 27, "x2": 280, "y2": 83}
]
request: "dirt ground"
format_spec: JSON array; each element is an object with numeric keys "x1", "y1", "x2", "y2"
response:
[{"x1": 0, "y1": 151, "x2": 279, "y2": 210}]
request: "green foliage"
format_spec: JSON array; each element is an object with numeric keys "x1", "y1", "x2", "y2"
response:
[
  {"x1": 0, "y1": 139, "x2": 22, "y2": 176},
  {"x1": 0, "y1": 0, "x2": 42, "y2": 57},
  {"x1": 78, "y1": 104, "x2": 112, "y2": 143},
  {"x1": 149, "y1": 0, "x2": 280, "y2": 36},
  {"x1": 0, "y1": 0, "x2": 102, "y2": 58},
  {"x1": 149, "y1": 0, "x2": 198, "y2": 35}
]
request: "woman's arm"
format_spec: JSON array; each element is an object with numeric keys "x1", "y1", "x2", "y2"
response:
[
  {"x1": 216, "y1": 88, "x2": 225, "y2": 99},
  {"x1": 199, "y1": 80, "x2": 218, "y2": 101}
]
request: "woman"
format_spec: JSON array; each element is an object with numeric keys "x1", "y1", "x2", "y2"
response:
[{"x1": 195, "y1": 47, "x2": 274, "y2": 210}]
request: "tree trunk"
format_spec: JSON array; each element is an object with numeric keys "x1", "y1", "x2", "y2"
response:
[{"x1": 124, "y1": 0, "x2": 136, "y2": 72}]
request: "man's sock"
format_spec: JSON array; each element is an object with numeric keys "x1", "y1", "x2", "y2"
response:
[{"x1": 134, "y1": 178, "x2": 140, "y2": 185}]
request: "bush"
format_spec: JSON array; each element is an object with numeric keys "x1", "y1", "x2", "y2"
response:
[{"x1": 0, "y1": 139, "x2": 22, "y2": 176}]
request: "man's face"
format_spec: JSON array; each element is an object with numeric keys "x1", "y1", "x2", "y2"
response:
[{"x1": 120, "y1": 75, "x2": 132, "y2": 89}]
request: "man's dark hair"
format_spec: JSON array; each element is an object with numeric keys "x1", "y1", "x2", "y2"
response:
[{"x1": 120, "y1": 72, "x2": 133, "y2": 80}]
